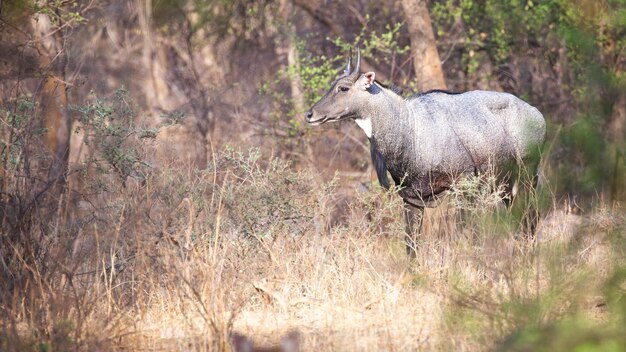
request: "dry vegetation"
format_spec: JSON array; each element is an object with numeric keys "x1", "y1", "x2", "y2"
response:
[{"x1": 1, "y1": 101, "x2": 624, "y2": 350}]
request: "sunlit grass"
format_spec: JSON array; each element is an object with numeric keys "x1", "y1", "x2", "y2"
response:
[{"x1": 1, "y1": 143, "x2": 624, "y2": 351}]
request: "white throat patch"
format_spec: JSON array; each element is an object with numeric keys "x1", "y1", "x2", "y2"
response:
[{"x1": 355, "y1": 118, "x2": 372, "y2": 138}]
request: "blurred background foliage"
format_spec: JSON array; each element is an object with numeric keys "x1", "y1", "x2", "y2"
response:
[{"x1": 3, "y1": 0, "x2": 622, "y2": 202}]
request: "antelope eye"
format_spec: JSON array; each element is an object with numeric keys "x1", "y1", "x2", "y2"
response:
[{"x1": 338, "y1": 86, "x2": 350, "y2": 92}]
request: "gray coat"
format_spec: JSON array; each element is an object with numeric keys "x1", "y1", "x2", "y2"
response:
[{"x1": 367, "y1": 87, "x2": 546, "y2": 206}]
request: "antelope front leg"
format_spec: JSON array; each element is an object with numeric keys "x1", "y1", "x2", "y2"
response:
[{"x1": 404, "y1": 205, "x2": 424, "y2": 258}]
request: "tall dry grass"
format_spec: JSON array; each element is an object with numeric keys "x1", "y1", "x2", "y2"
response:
[{"x1": 1, "y1": 93, "x2": 625, "y2": 351}]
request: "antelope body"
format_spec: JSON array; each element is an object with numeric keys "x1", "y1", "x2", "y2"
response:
[{"x1": 305, "y1": 49, "x2": 546, "y2": 256}]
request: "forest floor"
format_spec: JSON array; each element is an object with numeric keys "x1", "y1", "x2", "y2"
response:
[
  {"x1": 115, "y1": 203, "x2": 618, "y2": 351},
  {"x1": 2, "y1": 150, "x2": 623, "y2": 352}
]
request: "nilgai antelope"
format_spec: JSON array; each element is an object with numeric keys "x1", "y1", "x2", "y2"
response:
[{"x1": 305, "y1": 48, "x2": 546, "y2": 257}]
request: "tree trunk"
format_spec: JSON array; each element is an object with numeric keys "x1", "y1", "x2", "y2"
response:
[
  {"x1": 137, "y1": 0, "x2": 171, "y2": 112},
  {"x1": 279, "y1": 0, "x2": 305, "y2": 116},
  {"x1": 31, "y1": 10, "x2": 71, "y2": 183},
  {"x1": 401, "y1": 0, "x2": 447, "y2": 91},
  {"x1": 279, "y1": 0, "x2": 315, "y2": 163}
]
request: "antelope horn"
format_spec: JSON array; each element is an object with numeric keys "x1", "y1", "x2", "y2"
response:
[
  {"x1": 343, "y1": 47, "x2": 352, "y2": 76},
  {"x1": 353, "y1": 46, "x2": 361, "y2": 75}
]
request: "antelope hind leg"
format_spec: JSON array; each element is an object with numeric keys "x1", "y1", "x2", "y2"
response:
[{"x1": 507, "y1": 156, "x2": 541, "y2": 239}]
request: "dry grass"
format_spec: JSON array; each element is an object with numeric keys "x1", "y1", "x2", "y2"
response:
[{"x1": 1, "y1": 142, "x2": 625, "y2": 351}]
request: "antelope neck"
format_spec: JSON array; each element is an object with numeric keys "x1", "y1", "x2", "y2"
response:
[{"x1": 354, "y1": 83, "x2": 408, "y2": 140}]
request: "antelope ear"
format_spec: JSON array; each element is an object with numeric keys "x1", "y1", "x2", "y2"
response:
[{"x1": 357, "y1": 72, "x2": 376, "y2": 90}]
